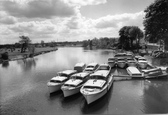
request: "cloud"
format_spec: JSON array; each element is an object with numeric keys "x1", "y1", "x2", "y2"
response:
[
  {"x1": 62, "y1": 0, "x2": 107, "y2": 6},
  {"x1": 9, "y1": 20, "x2": 57, "y2": 36},
  {"x1": 1, "y1": 0, "x2": 76, "y2": 19},
  {"x1": 94, "y1": 11, "x2": 145, "y2": 29},
  {"x1": 0, "y1": 11, "x2": 17, "y2": 25}
]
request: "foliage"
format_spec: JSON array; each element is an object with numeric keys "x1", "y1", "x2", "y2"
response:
[
  {"x1": 82, "y1": 37, "x2": 117, "y2": 49},
  {"x1": 19, "y1": 36, "x2": 31, "y2": 53},
  {"x1": 143, "y1": 0, "x2": 168, "y2": 44},
  {"x1": 1, "y1": 52, "x2": 8, "y2": 60},
  {"x1": 118, "y1": 26, "x2": 144, "y2": 50}
]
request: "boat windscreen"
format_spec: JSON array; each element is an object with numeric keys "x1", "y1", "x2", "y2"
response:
[
  {"x1": 83, "y1": 85, "x2": 101, "y2": 89},
  {"x1": 90, "y1": 75, "x2": 106, "y2": 80},
  {"x1": 64, "y1": 84, "x2": 76, "y2": 87},
  {"x1": 58, "y1": 73, "x2": 68, "y2": 77},
  {"x1": 50, "y1": 80, "x2": 61, "y2": 83},
  {"x1": 98, "y1": 66, "x2": 110, "y2": 70},
  {"x1": 71, "y1": 76, "x2": 83, "y2": 80}
]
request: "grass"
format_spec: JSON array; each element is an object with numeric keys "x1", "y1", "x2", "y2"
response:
[{"x1": 0, "y1": 47, "x2": 58, "y2": 61}]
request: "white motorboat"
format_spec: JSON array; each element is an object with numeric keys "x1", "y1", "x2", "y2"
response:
[
  {"x1": 80, "y1": 64, "x2": 113, "y2": 104},
  {"x1": 83, "y1": 62, "x2": 99, "y2": 73},
  {"x1": 137, "y1": 57, "x2": 148, "y2": 69},
  {"x1": 47, "y1": 70, "x2": 77, "y2": 93},
  {"x1": 141, "y1": 67, "x2": 168, "y2": 79},
  {"x1": 116, "y1": 58, "x2": 127, "y2": 68},
  {"x1": 126, "y1": 66, "x2": 143, "y2": 78},
  {"x1": 114, "y1": 52, "x2": 127, "y2": 58},
  {"x1": 61, "y1": 72, "x2": 90, "y2": 97},
  {"x1": 127, "y1": 58, "x2": 137, "y2": 67},
  {"x1": 74, "y1": 62, "x2": 86, "y2": 72},
  {"x1": 108, "y1": 58, "x2": 116, "y2": 68}
]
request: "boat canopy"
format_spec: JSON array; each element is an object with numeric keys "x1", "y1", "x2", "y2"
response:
[
  {"x1": 127, "y1": 67, "x2": 142, "y2": 76},
  {"x1": 91, "y1": 70, "x2": 109, "y2": 78},
  {"x1": 98, "y1": 64, "x2": 110, "y2": 70},
  {"x1": 58, "y1": 70, "x2": 77, "y2": 76},
  {"x1": 64, "y1": 79, "x2": 83, "y2": 86},
  {"x1": 86, "y1": 63, "x2": 98, "y2": 68},
  {"x1": 84, "y1": 79, "x2": 106, "y2": 88},
  {"x1": 74, "y1": 63, "x2": 85, "y2": 67},
  {"x1": 51, "y1": 76, "x2": 67, "y2": 81},
  {"x1": 71, "y1": 72, "x2": 89, "y2": 79}
]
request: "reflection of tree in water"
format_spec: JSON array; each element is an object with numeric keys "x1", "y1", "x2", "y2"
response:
[
  {"x1": 2, "y1": 61, "x2": 9, "y2": 68},
  {"x1": 151, "y1": 58, "x2": 168, "y2": 66},
  {"x1": 17, "y1": 58, "x2": 36, "y2": 71},
  {"x1": 143, "y1": 79, "x2": 168, "y2": 113}
]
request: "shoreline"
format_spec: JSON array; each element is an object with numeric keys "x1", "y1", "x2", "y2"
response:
[{"x1": 0, "y1": 47, "x2": 58, "y2": 63}]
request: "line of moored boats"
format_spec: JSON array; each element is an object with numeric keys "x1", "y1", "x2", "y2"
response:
[{"x1": 47, "y1": 51, "x2": 168, "y2": 104}]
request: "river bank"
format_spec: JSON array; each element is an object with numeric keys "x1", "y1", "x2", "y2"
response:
[{"x1": 0, "y1": 47, "x2": 58, "y2": 63}]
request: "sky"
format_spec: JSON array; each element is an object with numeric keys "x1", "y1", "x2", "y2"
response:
[{"x1": 0, "y1": 0, "x2": 155, "y2": 44}]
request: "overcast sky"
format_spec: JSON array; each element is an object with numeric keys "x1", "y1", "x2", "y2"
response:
[{"x1": 0, "y1": 0, "x2": 155, "y2": 44}]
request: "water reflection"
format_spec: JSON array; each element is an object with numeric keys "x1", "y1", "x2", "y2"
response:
[
  {"x1": 17, "y1": 58, "x2": 36, "y2": 71},
  {"x1": 1, "y1": 47, "x2": 168, "y2": 115},
  {"x1": 143, "y1": 79, "x2": 168, "y2": 113},
  {"x1": 2, "y1": 61, "x2": 9, "y2": 68}
]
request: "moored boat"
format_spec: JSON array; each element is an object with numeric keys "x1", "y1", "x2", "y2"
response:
[
  {"x1": 80, "y1": 64, "x2": 113, "y2": 104},
  {"x1": 47, "y1": 70, "x2": 77, "y2": 93},
  {"x1": 83, "y1": 62, "x2": 99, "y2": 73},
  {"x1": 126, "y1": 66, "x2": 143, "y2": 78},
  {"x1": 108, "y1": 58, "x2": 116, "y2": 68},
  {"x1": 137, "y1": 57, "x2": 148, "y2": 69},
  {"x1": 74, "y1": 62, "x2": 86, "y2": 72},
  {"x1": 141, "y1": 67, "x2": 168, "y2": 79},
  {"x1": 116, "y1": 58, "x2": 127, "y2": 68},
  {"x1": 61, "y1": 72, "x2": 90, "y2": 97},
  {"x1": 127, "y1": 58, "x2": 137, "y2": 67}
]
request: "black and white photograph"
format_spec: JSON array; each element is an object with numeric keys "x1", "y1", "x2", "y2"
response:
[{"x1": 0, "y1": 0, "x2": 168, "y2": 114}]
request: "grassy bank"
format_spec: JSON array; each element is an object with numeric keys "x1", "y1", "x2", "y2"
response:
[{"x1": 0, "y1": 47, "x2": 58, "y2": 62}]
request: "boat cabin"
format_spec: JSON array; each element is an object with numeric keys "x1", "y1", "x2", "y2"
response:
[
  {"x1": 83, "y1": 79, "x2": 106, "y2": 89},
  {"x1": 50, "y1": 76, "x2": 68, "y2": 83},
  {"x1": 97, "y1": 64, "x2": 110, "y2": 71},
  {"x1": 126, "y1": 66, "x2": 143, "y2": 77},
  {"x1": 58, "y1": 70, "x2": 77, "y2": 78},
  {"x1": 84, "y1": 63, "x2": 99, "y2": 73},
  {"x1": 74, "y1": 63, "x2": 86, "y2": 72},
  {"x1": 63, "y1": 79, "x2": 83, "y2": 87},
  {"x1": 71, "y1": 72, "x2": 90, "y2": 80}
]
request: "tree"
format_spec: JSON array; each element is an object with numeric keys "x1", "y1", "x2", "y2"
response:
[
  {"x1": 143, "y1": 0, "x2": 168, "y2": 47},
  {"x1": 118, "y1": 26, "x2": 144, "y2": 50},
  {"x1": 19, "y1": 35, "x2": 31, "y2": 53},
  {"x1": 41, "y1": 40, "x2": 45, "y2": 47}
]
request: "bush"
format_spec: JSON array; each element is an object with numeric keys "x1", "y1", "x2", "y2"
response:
[{"x1": 1, "y1": 52, "x2": 9, "y2": 60}]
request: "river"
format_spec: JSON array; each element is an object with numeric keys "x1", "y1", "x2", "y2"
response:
[{"x1": 0, "y1": 47, "x2": 168, "y2": 114}]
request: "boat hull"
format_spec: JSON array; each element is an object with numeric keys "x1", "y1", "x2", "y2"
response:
[
  {"x1": 62, "y1": 87, "x2": 81, "y2": 97},
  {"x1": 48, "y1": 84, "x2": 62, "y2": 93},
  {"x1": 117, "y1": 62, "x2": 126, "y2": 68},
  {"x1": 127, "y1": 62, "x2": 137, "y2": 67},
  {"x1": 108, "y1": 62, "x2": 116, "y2": 68},
  {"x1": 83, "y1": 86, "x2": 108, "y2": 104},
  {"x1": 138, "y1": 63, "x2": 147, "y2": 69},
  {"x1": 81, "y1": 76, "x2": 113, "y2": 104}
]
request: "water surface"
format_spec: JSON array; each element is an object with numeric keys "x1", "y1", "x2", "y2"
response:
[{"x1": 1, "y1": 47, "x2": 168, "y2": 114}]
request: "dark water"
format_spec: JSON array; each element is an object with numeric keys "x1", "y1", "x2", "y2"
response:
[{"x1": 0, "y1": 47, "x2": 168, "y2": 115}]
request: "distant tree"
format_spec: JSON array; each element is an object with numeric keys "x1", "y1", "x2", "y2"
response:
[
  {"x1": 143, "y1": 0, "x2": 168, "y2": 48},
  {"x1": 19, "y1": 35, "x2": 31, "y2": 53},
  {"x1": 41, "y1": 40, "x2": 45, "y2": 47}
]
